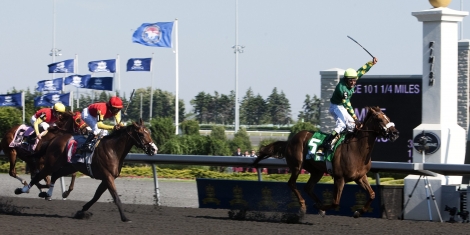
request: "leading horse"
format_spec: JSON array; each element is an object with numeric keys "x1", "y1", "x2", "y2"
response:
[
  {"x1": 15, "y1": 118, "x2": 158, "y2": 222},
  {"x1": 254, "y1": 106, "x2": 399, "y2": 218}
]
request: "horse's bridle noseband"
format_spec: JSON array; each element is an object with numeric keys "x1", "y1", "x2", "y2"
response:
[
  {"x1": 126, "y1": 127, "x2": 155, "y2": 155},
  {"x1": 359, "y1": 112, "x2": 395, "y2": 138}
]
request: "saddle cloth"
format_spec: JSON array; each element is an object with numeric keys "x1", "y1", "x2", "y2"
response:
[
  {"x1": 8, "y1": 124, "x2": 36, "y2": 150},
  {"x1": 306, "y1": 132, "x2": 346, "y2": 162}
]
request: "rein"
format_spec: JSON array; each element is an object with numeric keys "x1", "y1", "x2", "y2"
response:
[{"x1": 125, "y1": 127, "x2": 148, "y2": 152}]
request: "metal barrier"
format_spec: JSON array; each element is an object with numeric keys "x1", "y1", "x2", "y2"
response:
[{"x1": 4, "y1": 152, "x2": 470, "y2": 204}]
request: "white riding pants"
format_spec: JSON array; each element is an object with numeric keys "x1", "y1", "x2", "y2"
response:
[
  {"x1": 329, "y1": 104, "x2": 356, "y2": 134},
  {"x1": 30, "y1": 115, "x2": 51, "y2": 133},
  {"x1": 81, "y1": 108, "x2": 109, "y2": 136}
]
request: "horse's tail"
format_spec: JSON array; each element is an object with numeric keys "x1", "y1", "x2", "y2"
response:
[{"x1": 253, "y1": 140, "x2": 288, "y2": 167}]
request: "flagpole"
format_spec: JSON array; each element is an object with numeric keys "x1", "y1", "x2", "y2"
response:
[
  {"x1": 174, "y1": 18, "x2": 179, "y2": 135},
  {"x1": 22, "y1": 92, "x2": 25, "y2": 123},
  {"x1": 117, "y1": 54, "x2": 121, "y2": 92},
  {"x1": 70, "y1": 91, "x2": 73, "y2": 111},
  {"x1": 75, "y1": 54, "x2": 79, "y2": 110},
  {"x1": 150, "y1": 53, "x2": 154, "y2": 123}
]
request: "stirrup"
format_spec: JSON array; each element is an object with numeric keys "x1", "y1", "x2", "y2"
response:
[{"x1": 315, "y1": 148, "x2": 325, "y2": 156}]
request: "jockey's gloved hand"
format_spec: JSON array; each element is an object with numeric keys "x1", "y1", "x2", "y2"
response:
[
  {"x1": 113, "y1": 125, "x2": 121, "y2": 131},
  {"x1": 354, "y1": 119, "x2": 362, "y2": 128}
]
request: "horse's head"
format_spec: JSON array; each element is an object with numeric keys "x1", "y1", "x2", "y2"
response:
[
  {"x1": 55, "y1": 111, "x2": 76, "y2": 133},
  {"x1": 127, "y1": 118, "x2": 158, "y2": 156},
  {"x1": 364, "y1": 106, "x2": 399, "y2": 142}
]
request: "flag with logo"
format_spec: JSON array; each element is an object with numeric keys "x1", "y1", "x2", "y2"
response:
[
  {"x1": 126, "y1": 58, "x2": 152, "y2": 71},
  {"x1": 88, "y1": 59, "x2": 117, "y2": 73},
  {"x1": 36, "y1": 77, "x2": 63, "y2": 93},
  {"x1": 0, "y1": 93, "x2": 22, "y2": 107},
  {"x1": 132, "y1": 22, "x2": 174, "y2": 47},
  {"x1": 64, "y1": 74, "x2": 91, "y2": 88},
  {"x1": 47, "y1": 59, "x2": 74, "y2": 73},
  {"x1": 34, "y1": 93, "x2": 70, "y2": 107},
  {"x1": 84, "y1": 77, "x2": 113, "y2": 91}
]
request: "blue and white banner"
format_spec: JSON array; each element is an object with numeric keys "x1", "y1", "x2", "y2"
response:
[
  {"x1": 47, "y1": 59, "x2": 74, "y2": 73},
  {"x1": 85, "y1": 77, "x2": 113, "y2": 91},
  {"x1": 0, "y1": 93, "x2": 22, "y2": 107},
  {"x1": 64, "y1": 74, "x2": 91, "y2": 88},
  {"x1": 132, "y1": 22, "x2": 173, "y2": 47},
  {"x1": 88, "y1": 59, "x2": 117, "y2": 73},
  {"x1": 36, "y1": 77, "x2": 63, "y2": 93},
  {"x1": 34, "y1": 93, "x2": 70, "y2": 107},
  {"x1": 126, "y1": 58, "x2": 152, "y2": 71}
]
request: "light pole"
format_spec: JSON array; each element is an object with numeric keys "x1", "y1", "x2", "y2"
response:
[
  {"x1": 50, "y1": 0, "x2": 61, "y2": 79},
  {"x1": 233, "y1": 0, "x2": 244, "y2": 133}
]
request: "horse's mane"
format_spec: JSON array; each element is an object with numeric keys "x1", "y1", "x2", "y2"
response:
[{"x1": 102, "y1": 123, "x2": 140, "y2": 139}]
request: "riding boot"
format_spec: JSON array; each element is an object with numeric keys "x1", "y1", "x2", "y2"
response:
[
  {"x1": 321, "y1": 132, "x2": 339, "y2": 152},
  {"x1": 80, "y1": 133, "x2": 95, "y2": 152}
]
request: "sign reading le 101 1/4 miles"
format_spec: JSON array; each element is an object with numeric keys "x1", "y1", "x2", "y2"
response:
[{"x1": 350, "y1": 76, "x2": 422, "y2": 163}]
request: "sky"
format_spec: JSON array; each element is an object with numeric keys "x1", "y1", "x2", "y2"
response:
[{"x1": 0, "y1": 0, "x2": 468, "y2": 118}]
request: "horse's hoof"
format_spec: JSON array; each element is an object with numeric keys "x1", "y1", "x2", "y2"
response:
[
  {"x1": 62, "y1": 191, "x2": 70, "y2": 199},
  {"x1": 74, "y1": 211, "x2": 93, "y2": 220},
  {"x1": 14, "y1": 188, "x2": 23, "y2": 195},
  {"x1": 318, "y1": 210, "x2": 326, "y2": 217},
  {"x1": 353, "y1": 211, "x2": 361, "y2": 218},
  {"x1": 38, "y1": 192, "x2": 48, "y2": 198},
  {"x1": 45, "y1": 196, "x2": 52, "y2": 201},
  {"x1": 122, "y1": 219, "x2": 132, "y2": 223}
]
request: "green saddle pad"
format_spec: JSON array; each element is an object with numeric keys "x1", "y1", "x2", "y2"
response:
[{"x1": 306, "y1": 132, "x2": 345, "y2": 162}]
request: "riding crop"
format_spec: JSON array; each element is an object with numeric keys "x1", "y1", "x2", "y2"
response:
[{"x1": 347, "y1": 35, "x2": 374, "y2": 58}]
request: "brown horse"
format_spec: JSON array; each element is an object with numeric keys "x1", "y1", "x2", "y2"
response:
[
  {"x1": 15, "y1": 118, "x2": 158, "y2": 222},
  {"x1": 0, "y1": 110, "x2": 87, "y2": 198},
  {"x1": 254, "y1": 106, "x2": 399, "y2": 218}
]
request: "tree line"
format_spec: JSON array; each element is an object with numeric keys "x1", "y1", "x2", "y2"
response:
[{"x1": 0, "y1": 86, "x2": 321, "y2": 136}]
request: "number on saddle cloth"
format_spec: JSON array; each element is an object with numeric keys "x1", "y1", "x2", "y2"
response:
[{"x1": 307, "y1": 132, "x2": 345, "y2": 162}]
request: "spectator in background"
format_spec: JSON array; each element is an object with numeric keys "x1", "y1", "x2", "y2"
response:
[
  {"x1": 233, "y1": 147, "x2": 243, "y2": 172},
  {"x1": 242, "y1": 150, "x2": 250, "y2": 172},
  {"x1": 249, "y1": 150, "x2": 257, "y2": 158},
  {"x1": 233, "y1": 147, "x2": 242, "y2": 157}
]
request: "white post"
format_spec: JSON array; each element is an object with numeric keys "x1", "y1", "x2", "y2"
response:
[
  {"x1": 174, "y1": 19, "x2": 179, "y2": 135},
  {"x1": 412, "y1": 7, "x2": 468, "y2": 183}
]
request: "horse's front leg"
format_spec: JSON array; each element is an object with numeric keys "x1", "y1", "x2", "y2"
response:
[
  {"x1": 105, "y1": 176, "x2": 131, "y2": 222},
  {"x1": 321, "y1": 177, "x2": 345, "y2": 212},
  {"x1": 39, "y1": 165, "x2": 76, "y2": 200},
  {"x1": 354, "y1": 174, "x2": 375, "y2": 218},
  {"x1": 75, "y1": 181, "x2": 108, "y2": 220}
]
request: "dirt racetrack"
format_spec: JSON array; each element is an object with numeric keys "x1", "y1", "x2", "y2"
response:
[
  {"x1": 0, "y1": 196, "x2": 469, "y2": 235},
  {"x1": 0, "y1": 174, "x2": 469, "y2": 234}
]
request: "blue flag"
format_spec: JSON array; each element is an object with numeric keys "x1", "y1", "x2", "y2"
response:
[
  {"x1": 85, "y1": 77, "x2": 113, "y2": 91},
  {"x1": 126, "y1": 58, "x2": 152, "y2": 71},
  {"x1": 0, "y1": 93, "x2": 22, "y2": 107},
  {"x1": 48, "y1": 59, "x2": 74, "y2": 73},
  {"x1": 64, "y1": 74, "x2": 91, "y2": 88},
  {"x1": 34, "y1": 93, "x2": 70, "y2": 107},
  {"x1": 36, "y1": 77, "x2": 63, "y2": 93},
  {"x1": 132, "y1": 22, "x2": 173, "y2": 47},
  {"x1": 88, "y1": 59, "x2": 117, "y2": 73}
]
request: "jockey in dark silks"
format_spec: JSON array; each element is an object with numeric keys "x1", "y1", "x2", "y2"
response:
[{"x1": 316, "y1": 57, "x2": 378, "y2": 155}]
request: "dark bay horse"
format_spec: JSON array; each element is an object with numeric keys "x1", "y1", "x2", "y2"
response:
[
  {"x1": 15, "y1": 118, "x2": 158, "y2": 222},
  {"x1": 0, "y1": 110, "x2": 87, "y2": 198},
  {"x1": 254, "y1": 106, "x2": 399, "y2": 218}
]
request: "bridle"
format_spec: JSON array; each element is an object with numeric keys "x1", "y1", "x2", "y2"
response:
[
  {"x1": 357, "y1": 110, "x2": 395, "y2": 138},
  {"x1": 126, "y1": 125, "x2": 155, "y2": 155}
]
